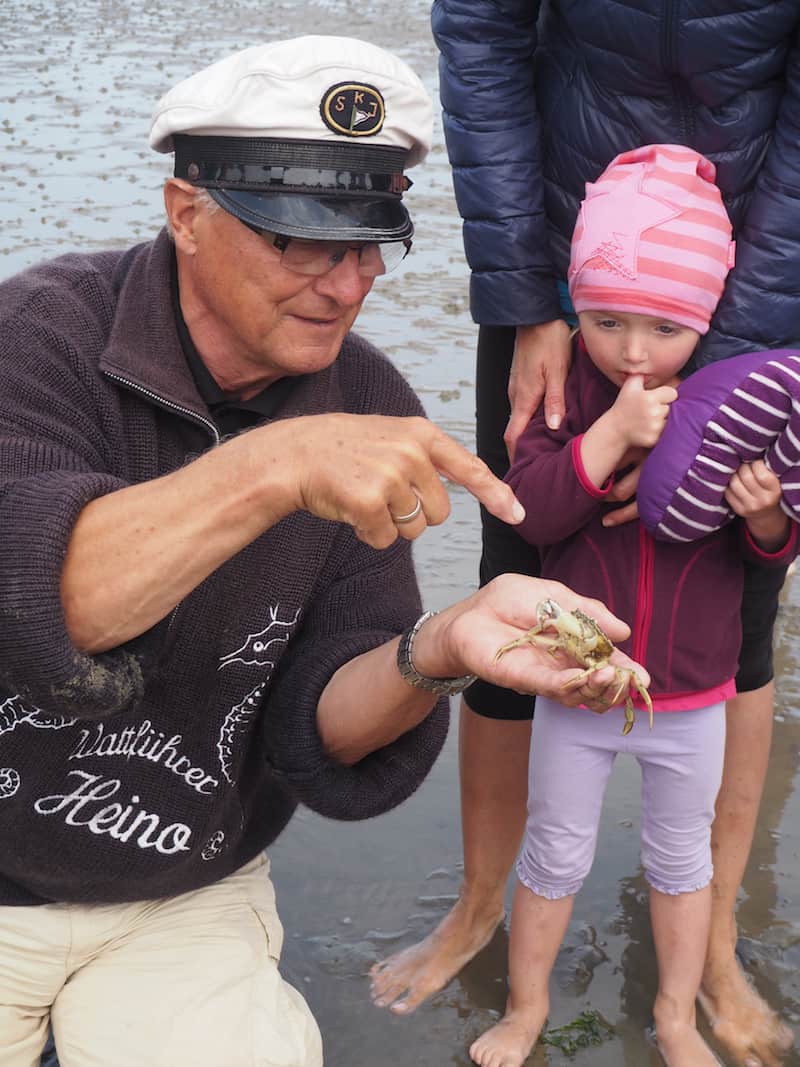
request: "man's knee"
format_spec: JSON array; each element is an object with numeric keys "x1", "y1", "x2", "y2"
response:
[
  {"x1": 254, "y1": 981, "x2": 323, "y2": 1067},
  {"x1": 0, "y1": 1010, "x2": 49, "y2": 1067},
  {"x1": 50, "y1": 857, "x2": 324, "y2": 1067},
  {"x1": 53, "y1": 957, "x2": 322, "y2": 1067},
  {"x1": 0, "y1": 902, "x2": 66, "y2": 1067}
]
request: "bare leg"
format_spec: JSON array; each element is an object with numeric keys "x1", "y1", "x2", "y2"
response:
[
  {"x1": 470, "y1": 880, "x2": 572, "y2": 1067},
  {"x1": 370, "y1": 699, "x2": 530, "y2": 1013},
  {"x1": 650, "y1": 886, "x2": 720, "y2": 1066},
  {"x1": 698, "y1": 683, "x2": 793, "y2": 1067}
]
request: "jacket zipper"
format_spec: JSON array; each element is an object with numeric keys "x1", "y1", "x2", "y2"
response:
[
  {"x1": 104, "y1": 371, "x2": 221, "y2": 633},
  {"x1": 661, "y1": 0, "x2": 695, "y2": 144},
  {"x1": 103, "y1": 372, "x2": 221, "y2": 445},
  {"x1": 633, "y1": 525, "x2": 655, "y2": 671}
]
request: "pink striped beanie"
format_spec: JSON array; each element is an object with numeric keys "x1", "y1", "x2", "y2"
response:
[{"x1": 568, "y1": 144, "x2": 734, "y2": 334}]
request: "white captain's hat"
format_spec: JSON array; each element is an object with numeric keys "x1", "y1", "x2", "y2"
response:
[{"x1": 149, "y1": 36, "x2": 433, "y2": 242}]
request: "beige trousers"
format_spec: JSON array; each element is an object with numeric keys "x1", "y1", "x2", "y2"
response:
[{"x1": 0, "y1": 854, "x2": 323, "y2": 1067}]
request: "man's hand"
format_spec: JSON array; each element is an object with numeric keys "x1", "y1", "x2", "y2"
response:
[
  {"x1": 505, "y1": 319, "x2": 573, "y2": 461},
  {"x1": 725, "y1": 460, "x2": 790, "y2": 552},
  {"x1": 318, "y1": 573, "x2": 649, "y2": 765},
  {"x1": 412, "y1": 574, "x2": 649, "y2": 713},
  {"x1": 289, "y1": 413, "x2": 525, "y2": 549}
]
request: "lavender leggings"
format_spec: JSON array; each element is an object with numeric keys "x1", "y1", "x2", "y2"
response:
[{"x1": 517, "y1": 697, "x2": 726, "y2": 899}]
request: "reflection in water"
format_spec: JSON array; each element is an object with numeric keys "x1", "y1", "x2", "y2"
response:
[{"x1": 2, "y1": 1, "x2": 800, "y2": 1064}]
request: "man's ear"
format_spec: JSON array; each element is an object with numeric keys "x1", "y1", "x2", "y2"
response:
[{"x1": 164, "y1": 179, "x2": 202, "y2": 254}]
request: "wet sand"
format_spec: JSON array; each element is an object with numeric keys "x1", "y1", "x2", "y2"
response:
[{"x1": 2, "y1": 1, "x2": 799, "y2": 1064}]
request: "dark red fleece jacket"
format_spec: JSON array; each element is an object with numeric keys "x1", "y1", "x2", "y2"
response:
[{"x1": 506, "y1": 343, "x2": 797, "y2": 710}]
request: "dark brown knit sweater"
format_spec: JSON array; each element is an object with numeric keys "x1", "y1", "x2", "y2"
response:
[{"x1": 0, "y1": 231, "x2": 448, "y2": 905}]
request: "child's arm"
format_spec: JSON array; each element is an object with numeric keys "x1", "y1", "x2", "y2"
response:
[
  {"x1": 580, "y1": 374, "x2": 678, "y2": 489},
  {"x1": 506, "y1": 360, "x2": 613, "y2": 545},
  {"x1": 506, "y1": 412, "x2": 594, "y2": 545},
  {"x1": 508, "y1": 368, "x2": 680, "y2": 545},
  {"x1": 725, "y1": 460, "x2": 791, "y2": 553}
]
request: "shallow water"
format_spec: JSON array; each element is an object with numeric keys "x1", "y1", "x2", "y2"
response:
[{"x1": 2, "y1": 1, "x2": 799, "y2": 1064}]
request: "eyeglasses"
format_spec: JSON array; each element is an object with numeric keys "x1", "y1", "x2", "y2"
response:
[{"x1": 240, "y1": 221, "x2": 412, "y2": 278}]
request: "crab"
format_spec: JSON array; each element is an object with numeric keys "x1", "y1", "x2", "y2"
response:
[{"x1": 494, "y1": 598, "x2": 653, "y2": 735}]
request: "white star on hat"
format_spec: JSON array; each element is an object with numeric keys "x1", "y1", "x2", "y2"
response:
[{"x1": 572, "y1": 167, "x2": 681, "y2": 280}]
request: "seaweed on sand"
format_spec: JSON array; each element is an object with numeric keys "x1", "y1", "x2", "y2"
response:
[{"x1": 540, "y1": 1009, "x2": 614, "y2": 1055}]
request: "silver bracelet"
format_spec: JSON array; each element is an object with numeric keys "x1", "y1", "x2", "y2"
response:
[{"x1": 396, "y1": 610, "x2": 477, "y2": 696}]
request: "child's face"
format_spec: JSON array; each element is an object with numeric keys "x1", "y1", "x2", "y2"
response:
[{"x1": 578, "y1": 310, "x2": 700, "y2": 388}]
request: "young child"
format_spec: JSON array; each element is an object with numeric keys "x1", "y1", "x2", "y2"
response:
[{"x1": 469, "y1": 144, "x2": 798, "y2": 1067}]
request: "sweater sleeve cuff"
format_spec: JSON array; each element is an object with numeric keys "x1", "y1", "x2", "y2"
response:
[
  {"x1": 0, "y1": 471, "x2": 157, "y2": 717},
  {"x1": 743, "y1": 519, "x2": 798, "y2": 563},
  {"x1": 262, "y1": 629, "x2": 449, "y2": 822},
  {"x1": 571, "y1": 435, "x2": 615, "y2": 498}
]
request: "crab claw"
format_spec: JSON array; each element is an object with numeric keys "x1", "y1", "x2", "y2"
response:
[
  {"x1": 629, "y1": 671, "x2": 654, "y2": 730},
  {"x1": 617, "y1": 669, "x2": 653, "y2": 735}
]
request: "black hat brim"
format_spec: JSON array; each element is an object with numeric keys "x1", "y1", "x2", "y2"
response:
[{"x1": 208, "y1": 188, "x2": 413, "y2": 242}]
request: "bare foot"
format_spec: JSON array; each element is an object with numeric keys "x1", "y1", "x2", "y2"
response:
[
  {"x1": 469, "y1": 1007, "x2": 546, "y2": 1067},
  {"x1": 698, "y1": 961, "x2": 794, "y2": 1067},
  {"x1": 656, "y1": 1018, "x2": 722, "y2": 1067},
  {"x1": 369, "y1": 893, "x2": 505, "y2": 1014}
]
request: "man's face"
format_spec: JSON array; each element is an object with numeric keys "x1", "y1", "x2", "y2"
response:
[{"x1": 176, "y1": 193, "x2": 375, "y2": 395}]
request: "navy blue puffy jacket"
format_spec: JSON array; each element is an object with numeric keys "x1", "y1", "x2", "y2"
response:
[{"x1": 433, "y1": 0, "x2": 800, "y2": 367}]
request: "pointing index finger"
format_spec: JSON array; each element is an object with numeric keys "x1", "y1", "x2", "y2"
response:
[{"x1": 429, "y1": 432, "x2": 525, "y2": 525}]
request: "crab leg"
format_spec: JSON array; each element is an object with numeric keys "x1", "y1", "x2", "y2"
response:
[
  {"x1": 622, "y1": 699, "x2": 636, "y2": 736},
  {"x1": 630, "y1": 672, "x2": 654, "y2": 730},
  {"x1": 493, "y1": 628, "x2": 557, "y2": 664},
  {"x1": 608, "y1": 669, "x2": 628, "y2": 708}
]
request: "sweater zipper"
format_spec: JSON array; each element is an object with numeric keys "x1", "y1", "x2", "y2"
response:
[
  {"x1": 661, "y1": 0, "x2": 695, "y2": 144},
  {"x1": 633, "y1": 525, "x2": 655, "y2": 670},
  {"x1": 103, "y1": 372, "x2": 221, "y2": 446},
  {"x1": 104, "y1": 372, "x2": 221, "y2": 634}
]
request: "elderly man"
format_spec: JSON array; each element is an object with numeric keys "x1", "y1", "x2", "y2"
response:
[{"x1": 0, "y1": 36, "x2": 642, "y2": 1067}]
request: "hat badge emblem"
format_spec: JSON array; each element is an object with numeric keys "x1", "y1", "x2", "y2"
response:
[{"x1": 320, "y1": 82, "x2": 385, "y2": 137}]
